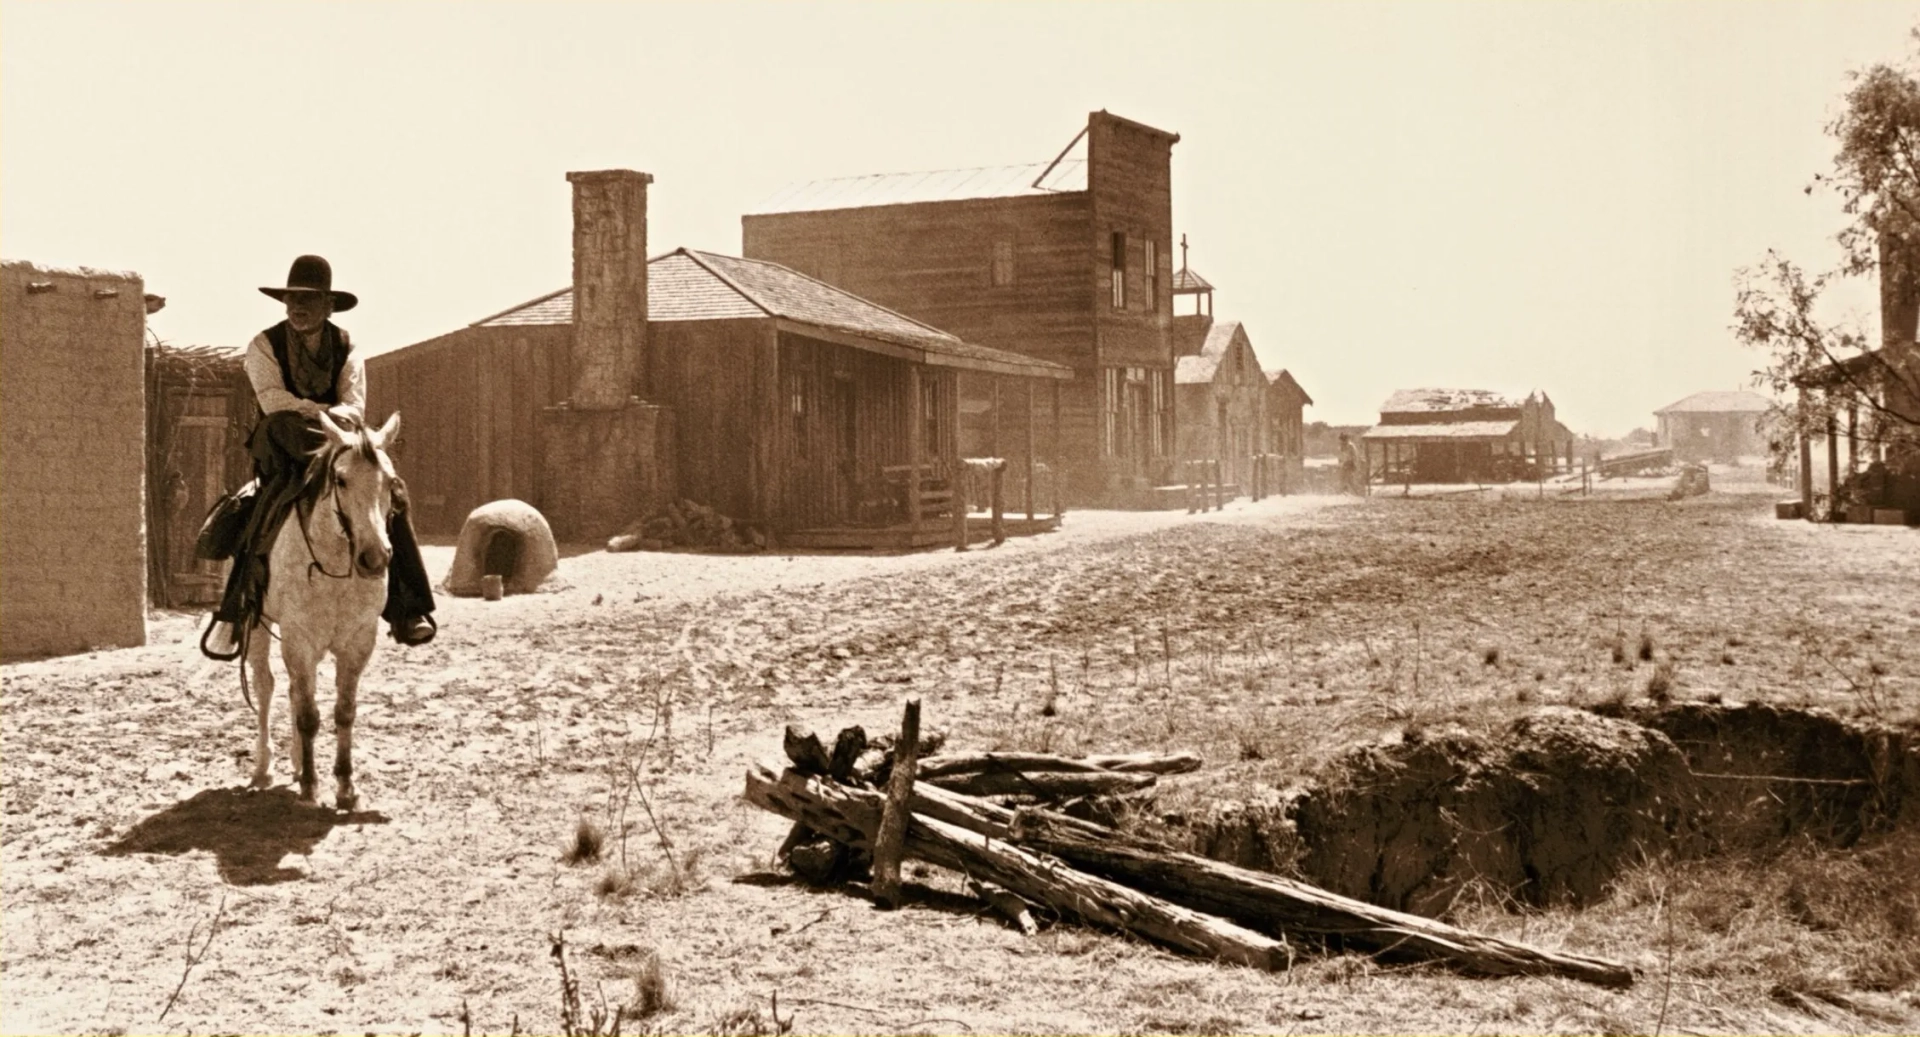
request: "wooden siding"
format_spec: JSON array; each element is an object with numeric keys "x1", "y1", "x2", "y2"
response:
[
  {"x1": 1089, "y1": 113, "x2": 1176, "y2": 371},
  {"x1": 144, "y1": 358, "x2": 252, "y2": 606},
  {"x1": 364, "y1": 324, "x2": 568, "y2": 536},
  {"x1": 647, "y1": 318, "x2": 779, "y2": 523},
  {"x1": 773, "y1": 330, "x2": 957, "y2": 531},
  {"x1": 744, "y1": 193, "x2": 1094, "y2": 372}
]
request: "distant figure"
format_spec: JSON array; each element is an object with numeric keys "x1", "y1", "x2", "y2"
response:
[{"x1": 1339, "y1": 433, "x2": 1361, "y2": 495}]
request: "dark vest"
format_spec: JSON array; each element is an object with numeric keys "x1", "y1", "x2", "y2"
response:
[{"x1": 261, "y1": 320, "x2": 352, "y2": 411}]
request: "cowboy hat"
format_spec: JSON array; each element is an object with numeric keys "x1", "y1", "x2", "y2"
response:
[{"x1": 259, "y1": 254, "x2": 358, "y2": 312}]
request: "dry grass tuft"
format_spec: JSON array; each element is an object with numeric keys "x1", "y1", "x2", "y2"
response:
[
  {"x1": 1646, "y1": 662, "x2": 1675, "y2": 703},
  {"x1": 1638, "y1": 632, "x2": 1657, "y2": 662},
  {"x1": 566, "y1": 820, "x2": 606, "y2": 865},
  {"x1": 627, "y1": 949, "x2": 674, "y2": 1019},
  {"x1": 1482, "y1": 646, "x2": 1501, "y2": 666}
]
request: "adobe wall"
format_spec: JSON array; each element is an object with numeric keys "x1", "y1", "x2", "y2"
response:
[{"x1": 1, "y1": 260, "x2": 149, "y2": 658}]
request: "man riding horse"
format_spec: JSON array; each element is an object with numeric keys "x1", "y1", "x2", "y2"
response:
[{"x1": 202, "y1": 255, "x2": 437, "y2": 658}]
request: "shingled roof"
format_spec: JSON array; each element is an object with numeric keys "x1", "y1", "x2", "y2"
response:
[
  {"x1": 1380, "y1": 388, "x2": 1521, "y2": 414},
  {"x1": 472, "y1": 248, "x2": 1071, "y2": 380},
  {"x1": 1174, "y1": 321, "x2": 1245, "y2": 384}
]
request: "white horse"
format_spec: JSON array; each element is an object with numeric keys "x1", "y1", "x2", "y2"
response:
[{"x1": 245, "y1": 411, "x2": 401, "y2": 811}]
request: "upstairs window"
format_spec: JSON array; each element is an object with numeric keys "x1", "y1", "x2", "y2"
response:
[
  {"x1": 1144, "y1": 239, "x2": 1158, "y2": 312},
  {"x1": 991, "y1": 240, "x2": 1015, "y2": 286},
  {"x1": 1110, "y1": 231, "x2": 1128, "y2": 309}
]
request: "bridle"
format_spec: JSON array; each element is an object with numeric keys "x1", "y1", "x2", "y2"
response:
[{"x1": 298, "y1": 442, "x2": 389, "y2": 583}]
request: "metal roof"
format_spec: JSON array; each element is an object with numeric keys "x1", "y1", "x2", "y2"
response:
[
  {"x1": 1380, "y1": 388, "x2": 1521, "y2": 414},
  {"x1": 469, "y1": 248, "x2": 1071, "y2": 380},
  {"x1": 747, "y1": 129, "x2": 1089, "y2": 215},
  {"x1": 1362, "y1": 420, "x2": 1522, "y2": 441},
  {"x1": 1652, "y1": 390, "x2": 1774, "y2": 415}
]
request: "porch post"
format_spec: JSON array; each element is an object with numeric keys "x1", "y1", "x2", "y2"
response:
[
  {"x1": 1051, "y1": 380, "x2": 1064, "y2": 519},
  {"x1": 1797, "y1": 389, "x2": 1814, "y2": 518},
  {"x1": 1827, "y1": 410, "x2": 1840, "y2": 520},
  {"x1": 990, "y1": 463, "x2": 1006, "y2": 546},
  {"x1": 1025, "y1": 380, "x2": 1036, "y2": 521},
  {"x1": 908, "y1": 364, "x2": 923, "y2": 543},
  {"x1": 1848, "y1": 404, "x2": 1859, "y2": 475}
]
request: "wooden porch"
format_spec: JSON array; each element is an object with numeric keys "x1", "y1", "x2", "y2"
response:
[{"x1": 782, "y1": 456, "x2": 1063, "y2": 551}]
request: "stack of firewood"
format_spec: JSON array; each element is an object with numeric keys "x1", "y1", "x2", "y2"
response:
[
  {"x1": 743, "y1": 700, "x2": 1635, "y2": 989},
  {"x1": 607, "y1": 499, "x2": 768, "y2": 553}
]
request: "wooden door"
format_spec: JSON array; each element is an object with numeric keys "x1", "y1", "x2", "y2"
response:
[{"x1": 162, "y1": 390, "x2": 237, "y2": 605}]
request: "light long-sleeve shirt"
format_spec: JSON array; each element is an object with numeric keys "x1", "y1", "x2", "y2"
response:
[{"x1": 244, "y1": 326, "x2": 366, "y2": 422}]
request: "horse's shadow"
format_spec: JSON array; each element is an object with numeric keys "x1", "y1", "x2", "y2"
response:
[{"x1": 100, "y1": 786, "x2": 389, "y2": 885}]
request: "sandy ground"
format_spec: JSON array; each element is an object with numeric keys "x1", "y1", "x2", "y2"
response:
[{"x1": 3, "y1": 468, "x2": 1916, "y2": 1036}]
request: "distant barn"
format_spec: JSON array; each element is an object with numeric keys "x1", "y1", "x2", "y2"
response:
[
  {"x1": 1652, "y1": 390, "x2": 1772, "y2": 462},
  {"x1": 1361, "y1": 388, "x2": 1573, "y2": 484}
]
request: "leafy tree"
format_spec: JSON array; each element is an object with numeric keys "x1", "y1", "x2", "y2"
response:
[{"x1": 1735, "y1": 46, "x2": 1920, "y2": 482}]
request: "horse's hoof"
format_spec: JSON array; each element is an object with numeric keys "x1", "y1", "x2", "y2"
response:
[
  {"x1": 297, "y1": 786, "x2": 318, "y2": 805},
  {"x1": 248, "y1": 773, "x2": 273, "y2": 791},
  {"x1": 335, "y1": 793, "x2": 359, "y2": 813}
]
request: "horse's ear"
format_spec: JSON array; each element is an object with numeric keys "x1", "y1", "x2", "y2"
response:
[
  {"x1": 316, "y1": 410, "x2": 353, "y2": 448},
  {"x1": 372, "y1": 411, "x2": 401, "y2": 448}
]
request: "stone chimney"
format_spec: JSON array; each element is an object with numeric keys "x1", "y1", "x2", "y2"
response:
[
  {"x1": 566, "y1": 169, "x2": 651, "y2": 409},
  {"x1": 540, "y1": 169, "x2": 674, "y2": 543}
]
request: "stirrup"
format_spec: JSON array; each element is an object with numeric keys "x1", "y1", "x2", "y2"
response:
[
  {"x1": 200, "y1": 618, "x2": 245, "y2": 662},
  {"x1": 391, "y1": 613, "x2": 437, "y2": 647}
]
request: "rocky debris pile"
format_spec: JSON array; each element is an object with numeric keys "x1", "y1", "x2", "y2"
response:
[
  {"x1": 1669, "y1": 463, "x2": 1711, "y2": 500},
  {"x1": 607, "y1": 499, "x2": 769, "y2": 553},
  {"x1": 742, "y1": 701, "x2": 1634, "y2": 988}
]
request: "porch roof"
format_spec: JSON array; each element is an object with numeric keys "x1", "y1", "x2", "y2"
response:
[{"x1": 1361, "y1": 420, "x2": 1521, "y2": 442}]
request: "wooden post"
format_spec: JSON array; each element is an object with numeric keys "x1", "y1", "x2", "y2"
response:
[
  {"x1": 1051, "y1": 381, "x2": 1063, "y2": 519},
  {"x1": 991, "y1": 377, "x2": 1001, "y2": 459},
  {"x1": 907, "y1": 365, "x2": 923, "y2": 543},
  {"x1": 953, "y1": 460, "x2": 969, "y2": 551},
  {"x1": 990, "y1": 463, "x2": 1005, "y2": 546},
  {"x1": 1185, "y1": 460, "x2": 1197, "y2": 514},
  {"x1": 1025, "y1": 380, "x2": 1037, "y2": 522},
  {"x1": 1212, "y1": 458, "x2": 1224, "y2": 512},
  {"x1": 1798, "y1": 391, "x2": 1814, "y2": 519},
  {"x1": 1848, "y1": 404, "x2": 1859, "y2": 475},
  {"x1": 871, "y1": 698, "x2": 921, "y2": 909},
  {"x1": 1826, "y1": 411, "x2": 1840, "y2": 521}
]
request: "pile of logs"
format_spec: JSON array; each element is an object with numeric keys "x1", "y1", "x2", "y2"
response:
[
  {"x1": 607, "y1": 499, "x2": 768, "y2": 553},
  {"x1": 743, "y1": 700, "x2": 1635, "y2": 989}
]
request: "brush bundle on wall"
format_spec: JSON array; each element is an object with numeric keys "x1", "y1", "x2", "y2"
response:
[{"x1": 742, "y1": 700, "x2": 1636, "y2": 989}]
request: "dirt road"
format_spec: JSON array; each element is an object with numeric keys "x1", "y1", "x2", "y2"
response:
[{"x1": 4, "y1": 479, "x2": 1915, "y2": 1035}]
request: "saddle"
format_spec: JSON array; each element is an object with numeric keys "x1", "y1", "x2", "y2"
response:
[
  {"x1": 195, "y1": 468, "x2": 320, "y2": 661},
  {"x1": 194, "y1": 479, "x2": 259, "y2": 562}
]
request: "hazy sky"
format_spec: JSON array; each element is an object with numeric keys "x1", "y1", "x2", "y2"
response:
[{"x1": 6, "y1": 1, "x2": 1920, "y2": 433}]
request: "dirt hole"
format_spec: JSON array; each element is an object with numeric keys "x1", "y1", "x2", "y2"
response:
[{"x1": 1160, "y1": 703, "x2": 1920, "y2": 915}]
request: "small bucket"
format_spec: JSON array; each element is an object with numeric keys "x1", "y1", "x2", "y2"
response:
[{"x1": 482, "y1": 574, "x2": 504, "y2": 601}]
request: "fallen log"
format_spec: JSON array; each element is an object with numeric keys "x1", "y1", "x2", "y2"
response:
[
  {"x1": 916, "y1": 750, "x2": 1202, "y2": 779},
  {"x1": 783, "y1": 725, "x2": 831, "y2": 776},
  {"x1": 744, "y1": 762, "x2": 1292, "y2": 970},
  {"x1": 884, "y1": 781, "x2": 1631, "y2": 988},
  {"x1": 925, "y1": 769, "x2": 1158, "y2": 799}
]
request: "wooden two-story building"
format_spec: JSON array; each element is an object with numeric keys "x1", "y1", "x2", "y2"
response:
[{"x1": 741, "y1": 110, "x2": 1181, "y2": 504}]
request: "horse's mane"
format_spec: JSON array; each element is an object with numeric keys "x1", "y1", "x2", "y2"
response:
[{"x1": 293, "y1": 424, "x2": 385, "y2": 519}]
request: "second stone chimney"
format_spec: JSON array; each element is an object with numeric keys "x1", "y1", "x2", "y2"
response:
[{"x1": 566, "y1": 169, "x2": 651, "y2": 410}]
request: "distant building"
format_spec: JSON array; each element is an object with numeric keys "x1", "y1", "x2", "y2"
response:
[
  {"x1": 1173, "y1": 320, "x2": 1267, "y2": 490},
  {"x1": 1652, "y1": 390, "x2": 1773, "y2": 462},
  {"x1": 367, "y1": 171, "x2": 1067, "y2": 546},
  {"x1": 1360, "y1": 388, "x2": 1572, "y2": 483},
  {"x1": 1266, "y1": 368, "x2": 1313, "y2": 483},
  {"x1": 742, "y1": 110, "x2": 1181, "y2": 504}
]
